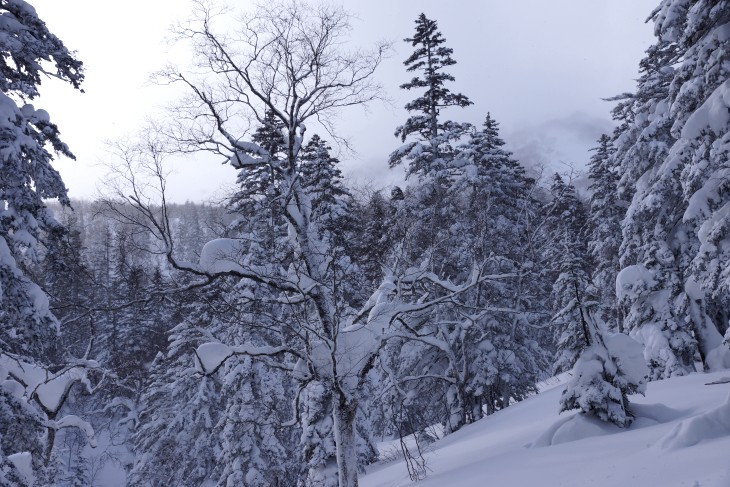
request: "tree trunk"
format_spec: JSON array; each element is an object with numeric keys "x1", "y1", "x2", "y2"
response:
[
  {"x1": 444, "y1": 383, "x2": 465, "y2": 434},
  {"x1": 686, "y1": 294, "x2": 730, "y2": 370},
  {"x1": 333, "y1": 396, "x2": 359, "y2": 487}
]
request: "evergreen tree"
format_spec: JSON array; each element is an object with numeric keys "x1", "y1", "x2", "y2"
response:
[
  {"x1": 0, "y1": 1, "x2": 85, "y2": 481},
  {"x1": 298, "y1": 134, "x2": 352, "y2": 237},
  {"x1": 229, "y1": 109, "x2": 286, "y2": 244},
  {"x1": 378, "y1": 113, "x2": 545, "y2": 437},
  {"x1": 544, "y1": 174, "x2": 594, "y2": 374},
  {"x1": 389, "y1": 13, "x2": 472, "y2": 178},
  {"x1": 614, "y1": 0, "x2": 730, "y2": 377},
  {"x1": 587, "y1": 134, "x2": 624, "y2": 333},
  {"x1": 559, "y1": 308, "x2": 648, "y2": 428},
  {"x1": 213, "y1": 357, "x2": 293, "y2": 487},
  {"x1": 129, "y1": 312, "x2": 223, "y2": 487},
  {"x1": 0, "y1": 0, "x2": 83, "y2": 358},
  {"x1": 353, "y1": 190, "x2": 396, "y2": 285}
]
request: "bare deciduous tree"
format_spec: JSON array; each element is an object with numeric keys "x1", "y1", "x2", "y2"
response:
[{"x1": 103, "y1": 2, "x2": 508, "y2": 485}]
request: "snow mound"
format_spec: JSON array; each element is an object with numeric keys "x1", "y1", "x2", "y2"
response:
[
  {"x1": 659, "y1": 392, "x2": 730, "y2": 450},
  {"x1": 630, "y1": 402, "x2": 685, "y2": 427},
  {"x1": 533, "y1": 401, "x2": 685, "y2": 447},
  {"x1": 364, "y1": 371, "x2": 730, "y2": 487},
  {"x1": 532, "y1": 412, "x2": 621, "y2": 447}
]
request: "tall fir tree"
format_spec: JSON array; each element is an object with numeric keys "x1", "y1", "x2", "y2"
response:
[
  {"x1": 389, "y1": 13, "x2": 472, "y2": 178},
  {"x1": 378, "y1": 113, "x2": 545, "y2": 437},
  {"x1": 587, "y1": 134, "x2": 624, "y2": 333},
  {"x1": 544, "y1": 174, "x2": 595, "y2": 374},
  {"x1": 229, "y1": 109, "x2": 286, "y2": 245}
]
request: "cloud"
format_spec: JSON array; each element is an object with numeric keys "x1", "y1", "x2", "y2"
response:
[{"x1": 506, "y1": 111, "x2": 615, "y2": 176}]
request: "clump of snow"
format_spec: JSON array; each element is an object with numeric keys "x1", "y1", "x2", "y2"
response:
[
  {"x1": 681, "y1": 80, "x2": 730, "y2": 139},
  {"x1": 616, "y1": 264, "x2": 655, "y2": 301},
  {"x1": 199, "y1": 238, "x2": 246, "y2": 274},
  {"x1": 704, "y1": 345, "x2": 730, "y2": 371},
  {"x1": 0, "y1": 354, "x2": 97, "y2": 413},
  {"x1": 603, "y1": 332, "x2": 649, "y2": 385},
  {"x1": 54, "y1": 415, "x2": 97, "y2": 448},
  {"x1": 35, "y1": 366, "x2": 94, "y2": 412},
  {"x1": 195, "y1": 342, "x2": 233, "y2": 374},
  {"x1": 533, "y1": 412, "x2": 621, "y2": 447},
  {"x1": 1, "y1": 379, "x2": 24, "y2": 399},
  {"x1": 7, "y1": 452, "x2": 34, "y2": 486}
]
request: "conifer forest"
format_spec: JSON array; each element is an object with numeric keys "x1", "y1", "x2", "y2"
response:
[{"x1": 1, "y1": 1, "x2": 730, "y2": 486}]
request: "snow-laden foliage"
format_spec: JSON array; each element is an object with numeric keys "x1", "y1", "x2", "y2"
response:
[
  {"x1": 544, "y1": 174, "x2": 595, "y2": 375},
  {"x1": 382, "y1": 78, "x2": 547, "y2": 434},
  {"x1": 129, "y1": 318, "x2": 224, "y2": 487},
  {"x1": 587, "y1": 135, "x2": 624, "y2": 332},
  {"x1": 7, "y1": 2, "x2": 730, "y2": 485},
  {"x1": 0, "y1": 0, "x2": 82, "y2": 356},
  {"x1": 613, "y1": 0, "x2": 730, "y2": 377},
  {"x1": 0, "y1": 1, "x2": 97, "y2": 482},
  {"x1": 560, "y1": 325, "x2": 648, "y2": 427}
]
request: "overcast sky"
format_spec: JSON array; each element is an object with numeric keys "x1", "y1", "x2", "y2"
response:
[{"x1": 33, "y1": 0, "x2": 657, "y2": 202}]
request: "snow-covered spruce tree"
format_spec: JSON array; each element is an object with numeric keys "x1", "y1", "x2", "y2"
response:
[
  {"x1": 587, "y1": 134, "x2": 624, "y2": 333},
  {"x1": 444, "y1": 115, "x2": 545, "y2": 421},
  {"x1": 550, "y1": 175, "x2": 649, "y2": 428},
  {"x1": 380, "y1": 16, "x2": 475, "y2": 435},
  {"x1": 544, "y1": 174, "x2": 595, "y2": 374},
  {"x1": 559, "y1": 304, "x2": 648, "y2": 428},
  {"x1": 663, "y1": 0, "x2": 730, "y2": 366},
  {"x1": 352, "y1": 189, "x2": 398, "y2": 286},
  {"x1": 0, "y1": 2, "x2": 104, "y2": 484},
  {"x1": 614, "y1": 0, "x2": 730, "y2": 377},
  {"x1": 387, "y1": 12, "x2": 472, "y2": 270},
  {"x1": 228, "y1": 108, "x2": 286, "y2": 247},
  {"x1": 389, "y1": 13, "x2": 472, "y2": 179},
  {"x1": 212, "y1": 356, "x2": 294, "y2": 487},
  {"x1": 298, "y1": 134, "x2": 352, "y2": 238},
  {"x1": 0, "y1": 0, "x2": 82, "y2": 358}
]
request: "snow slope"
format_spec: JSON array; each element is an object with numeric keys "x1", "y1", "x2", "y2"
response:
[{"x1": 362, "y1": 371, "x2": 730, "y2": 487}]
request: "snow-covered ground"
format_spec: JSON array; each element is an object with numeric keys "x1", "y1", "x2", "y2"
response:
[{"x1": 362, "y1": 371, "x2": 730, "y2": 487}]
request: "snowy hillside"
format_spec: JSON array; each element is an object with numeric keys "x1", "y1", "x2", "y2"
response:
[{"x1": 362, "y1": 371, "x2": 730, "y2": 487}]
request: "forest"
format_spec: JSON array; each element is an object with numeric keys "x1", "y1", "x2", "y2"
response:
[{"x1": 0, "y1": 0, "x2": 729, "y2": 486}]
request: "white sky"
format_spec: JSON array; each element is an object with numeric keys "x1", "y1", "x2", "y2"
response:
[{"x1": 33, "y1": 0, "x2": 657, "y2": 202}]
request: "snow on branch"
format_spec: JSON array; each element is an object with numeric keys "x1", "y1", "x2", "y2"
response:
[{"x1": 194, "y1": 342, "x2": 299, "y2": 375}]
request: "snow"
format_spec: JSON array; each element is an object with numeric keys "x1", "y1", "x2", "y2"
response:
[
  {"x1": 616, "y1": 264, "x2": 655, "y2": 301},
  {"x1": 681, "y1": 80, "x2": 730, "y2": 140},
  {"x1": 361, "y1": 371, "x2": 730, "y2": 487},
  {"x1": 195, "y1": 342, "x2": 292, "y2": 374},
  {"x1": 0, "y1": 354, "x2": 98, "y2": 413},
  {"x1": 199, "y1": 238, "x2": 246, "y2": 274},
  {"x1": 35, "y1": 366, "x2": 93, "y2": 412},
  {"x1": 1, "y1": 379, "x2": 24, "y2": 399},
  {"x1": 603, "y1": 331, "x2": 649, "y2": 384},
  {"x1": 660, "y1": 391, "x2": 730, "y2": 450},
  {"x1": 195, "y1": 342, "x2": 233, "y2": 373},
  {"x1": 54, "y1": 415, "x2": 97, "y2": 448},
  {"x1": 7, "y1": 452, "x2": 34, "y2": 486}
]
